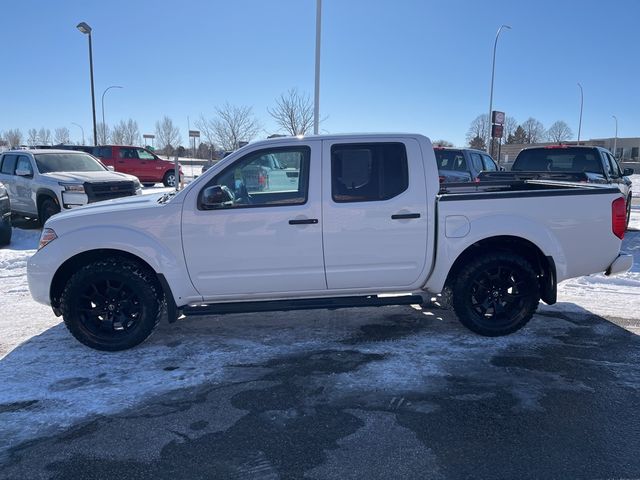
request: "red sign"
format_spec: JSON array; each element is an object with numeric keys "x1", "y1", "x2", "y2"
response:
[{"x1": 491, "y1": 124, "x2": 504, "y2": 138}]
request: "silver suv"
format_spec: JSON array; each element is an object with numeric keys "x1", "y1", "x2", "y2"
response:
[{"x1": 0, "y1": 149, "x2": 142, "y2": 225}]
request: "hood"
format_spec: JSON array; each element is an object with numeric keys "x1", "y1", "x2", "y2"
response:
[
  {"x1": 42, "y1": 171, "x2": 138, "y2": 183},
  {"x1": 48, "y1": 192, "x2": 167, "y2": 225}
]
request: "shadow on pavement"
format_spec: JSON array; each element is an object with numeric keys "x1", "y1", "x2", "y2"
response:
[{"x1": 1, "y1": 303, "x2": 639, "y2": 479}]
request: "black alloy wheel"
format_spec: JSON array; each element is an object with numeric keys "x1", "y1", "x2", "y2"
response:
[
  {"x1": 60, "y1": 259, "x2": 162, "y2": 350},
  {"x1": 452, "y1": 252, "x2": 540, "y2": 336}
]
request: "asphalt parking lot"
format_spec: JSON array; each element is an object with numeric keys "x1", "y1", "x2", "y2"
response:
[{"x1": 1, "y1": 302, "x2": 639, "y2": 479}]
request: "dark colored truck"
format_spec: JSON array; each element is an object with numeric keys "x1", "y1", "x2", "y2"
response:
[
  {"x1": 434, "y1": 147, "x2": 499, "y2": 183},
  {"x1": 479, "y1": 145, "x2": 634, "y2": 225}
]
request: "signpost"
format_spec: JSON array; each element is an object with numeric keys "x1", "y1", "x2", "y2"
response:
[
  {"x1": 143, "y1": 133, "x2": 155, "y2": 149},
  {"x1": 490, "y1": 110, "x2": 505, "y2": 161}
]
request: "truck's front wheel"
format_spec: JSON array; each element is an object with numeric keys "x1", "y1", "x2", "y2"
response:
[
  {"x1": 60, "y1": 259, "x2": 162, "y2": 351},
  {"x1": 452, "y1": 253, "x2": 539, "y2": 336}
]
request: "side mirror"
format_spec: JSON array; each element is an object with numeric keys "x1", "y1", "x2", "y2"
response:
[
  {"x1": 623, "y1": 168, "x2": 634, "y2": 176},
  {"x1": 201, "y1": 185, "x2": 235, "y2": 209},
  {"x1": 499, "y1": 166, "x2": 506, "y2": 171},
  {"x1": 15, "y1": 168, "x2": 33, "y2": 178},
  {"x1": 106, "y1": 165, "x2": 115, "y2": 171}
]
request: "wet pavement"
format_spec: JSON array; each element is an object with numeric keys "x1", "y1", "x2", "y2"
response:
[{"x1": 1, "y1": 303, "x2": 639, "y2": 479}]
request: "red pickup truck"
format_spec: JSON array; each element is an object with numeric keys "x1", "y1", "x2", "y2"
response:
[
  {"x1": 51, "y1": 145, "x2": 182, "y2": 187},
  {"x1": 89, "y1": 146, "x2": 182, "y2": 187}
]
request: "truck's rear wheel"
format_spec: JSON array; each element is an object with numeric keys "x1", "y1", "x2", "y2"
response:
[
  {"x1": 60, "y1": 259, "x2": 162, "y2": 351},
  {"x1": 0, "y1": 214, "x2": 11, "y2": 246},
  {"x1": 451, "y1": 252, "x2": 539, "y2": 336},
  {"x1": 162, "y1": 171, "x2": 176, "y2": 187}
]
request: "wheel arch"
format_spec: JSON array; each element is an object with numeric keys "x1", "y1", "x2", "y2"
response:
[
  {"x1": 443, "y1": 235, "x2": 557, "y2": 305},
  {"x1": 36, "y1": 188, "x2": 60, "y2": 213},
  {"x1": 49, "y1": 248, "x2": 179, "y2": 321}
]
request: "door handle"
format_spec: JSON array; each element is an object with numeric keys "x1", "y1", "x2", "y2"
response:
[
  {"x1": 289, "y1": 218, "x2": 318, "y2": 225},
  {"x1": 391, "y1": 213, "x2": 421, "y2": 220}
]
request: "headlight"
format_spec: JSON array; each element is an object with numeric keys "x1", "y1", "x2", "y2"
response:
[
  {"x1": 38, "y1": 228, "x2": 58, "y2": 250},
  {"x1": 59, "y1": 183, "x2": 85, "y2": 193}
]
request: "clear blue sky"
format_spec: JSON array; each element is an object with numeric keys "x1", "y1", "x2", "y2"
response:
[{"x1": 1, "y1": 0, "x2": 638, "y2": 146}]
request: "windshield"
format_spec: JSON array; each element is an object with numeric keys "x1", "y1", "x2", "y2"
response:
[
  {"x1": 512, "y1": 148, "x2": 604, "y2": 174},
  {"x1": 34, "y1": 152, "x2": 107, "y2": 173}
]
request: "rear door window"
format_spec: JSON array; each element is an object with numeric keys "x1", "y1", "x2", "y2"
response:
[
  {"x1": 93, "y1": 147, "x2": 112, "y2": 158},
  {"x1": 331, "y1": 142, "x2": 408, "y2": 203},
  {"x1": 0, "y1": 154, "x2": 18, "y2": 175}
]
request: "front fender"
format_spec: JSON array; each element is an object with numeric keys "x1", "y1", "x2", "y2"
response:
[
  {"x1": 424, "y1": 214, "x2": 567, "y2": 294},
  {"x1": 29, "y1": 225, "x2": 202, "y2": 307}
]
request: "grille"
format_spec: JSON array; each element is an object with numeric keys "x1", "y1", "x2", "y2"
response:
[{"x1": 84, "y1": 181, "x2": 136, "y2": 203}]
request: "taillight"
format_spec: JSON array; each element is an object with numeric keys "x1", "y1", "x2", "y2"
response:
[
  {"x1": 438, "y1": 176, "x2": 445, "y2": 183},
  {"x1": 473, "y1": 177, "x2": 481, "y2": 183},
  {"x1": 612, "y1": 197, "x2": 626, "y2": 239}
]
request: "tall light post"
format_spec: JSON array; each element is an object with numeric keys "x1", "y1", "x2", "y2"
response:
[
  {"x1": 612, "y1": 115, "x2": 618, "y2": 158},
  {"x1": 313, "y1": 0, "x2": 322, "y2": 135},
  {"x1": 71, "y1": 122, "x2": 85, "y2": 145},
  {"x1": 76, "y1": 22, "x2": 97, "y2": 146},
  {"x1": 487, "y1": 24, "x2": 511, "y2": 155},
  {"x1": 577, "y1": 82, "x2": 584, "y2": 144},
  {"x1": 101, "y1": 85, "x2": 123, "y2": 144}
]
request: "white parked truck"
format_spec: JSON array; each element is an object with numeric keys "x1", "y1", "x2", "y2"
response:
[{"x1": 27, "y1": 134, "x2": 632, "y2": 350}]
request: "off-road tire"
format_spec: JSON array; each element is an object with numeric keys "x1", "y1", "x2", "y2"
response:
[
  {"x1": 39, "y1": 198, "x2": 60, "y2": 227},
  {"x1": 60, "y1": 258, "x2": 162, "y2": 351},
  {"x1": 0, "y1": 215, "x2": 11, "y2": 246},
  {"x1": 162, "y1": 171, "x2": 176, "y2": 187},
  {"x1": 452, "y1": 252, "x2": 540, "y2": 336}
]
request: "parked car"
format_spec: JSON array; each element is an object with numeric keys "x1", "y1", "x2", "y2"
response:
[
  {"x1": 434, "y1": 147, "x2": 499, "y2": 182},
  {"x1": 48, "y1": 145, "x2": 183, "y2": 187},
  {"x1": 0, "y1": 181, "x2": 11, "y2": 246},
  {"x1": 28, "y1": 133, "x2": 631, "y2": 350},
  {"x1": 0, "y1": 149, "x2": 142, "y2": 225},
  {"x1": 480, "y1": 145, "x2": 634, "y2": 226}
]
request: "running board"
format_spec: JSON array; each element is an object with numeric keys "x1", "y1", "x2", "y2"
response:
[{"x1": 182, "y1": 294, "x2": 425, "y2": 317}]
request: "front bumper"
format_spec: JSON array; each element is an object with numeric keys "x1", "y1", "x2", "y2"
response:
[
  {"x1": 605, "y1": 253, "x2": 633, "y2": 276},
  {"x1": 27, "y1": 248, "x2": 55, "y2": 306}
]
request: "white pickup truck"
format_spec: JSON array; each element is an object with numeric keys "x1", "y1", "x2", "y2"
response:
[{"x1": 27, "y1": 134, "x2": 632, "y2": 351}]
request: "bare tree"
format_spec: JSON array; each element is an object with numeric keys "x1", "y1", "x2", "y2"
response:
[
  {"x1": 38, "y1": 128, "x2": 52, "y2": 145},
  {"x1": 54, "y1": 127, "x2": 71, "y2": 144},
  {"x1": 521, "y1": 117, "x2": 545, "y2": 144},
  {"x1": 27, "y1": 129, "x2": 38, "y2": 146},
  {"x1": 502, "y1": 115, "x2": 518, "y2": 142},
  {"x1": 197, "y1": 103, "x2": 261, "y2": 152},
  {"x1": 96, "y1": 122, "x2": 111, "y2": 145},
  {"x1": 546, "y1": 120, "x2": 573, "y2": 143},
  {"x1": 268, "y1": 88, "x2": 314, "y2": 136},
  {"x1": 432, "y1": 139, "x2": 454, "y2": 147},
  {"x1": 4, "y1": 129, "x2": 23, "y2": 148},
  {"x1": 155, "y1": 116, "x2": 181, "y2": 155},
  {"x1": 466, "y1": 114, "x2": 490, "y2": 147},
  {"x1": 111, "y1": 119, "x2": 140, "y2": 145}
]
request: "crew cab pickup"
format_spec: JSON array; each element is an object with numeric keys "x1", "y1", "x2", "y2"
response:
[
  {"x1": 27, "y1": 134, "x2": 632, "y2": 351},
  {"x1": 434, "y1": 147, "x2": 499, "y2": 183},
  {"x1": 480, "y1": 145, "x2": 634, "y2": 225}
]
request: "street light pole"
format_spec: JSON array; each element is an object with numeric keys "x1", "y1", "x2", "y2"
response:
[
  {"x1": 577, "y1": 82, "x2": 583, "y2": 144},
  {"x1": 487, "y1": 24, "x2": 511, "y2": 155},
  {"x1": 313, "y1": 0, "x2": 322, "y2": 135},
  {"x1": 612, "y1": 115, "x2": 618, "y2": 158},
  {"x1": 101, "y1": 85, "x2": 123, "y2": 145},
  {"x1": 71, "y1": 122, "x2": 85, "y2": 145},
  {"x1": 77, "y1": 22, "x2": 97, "y2": 146}
]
